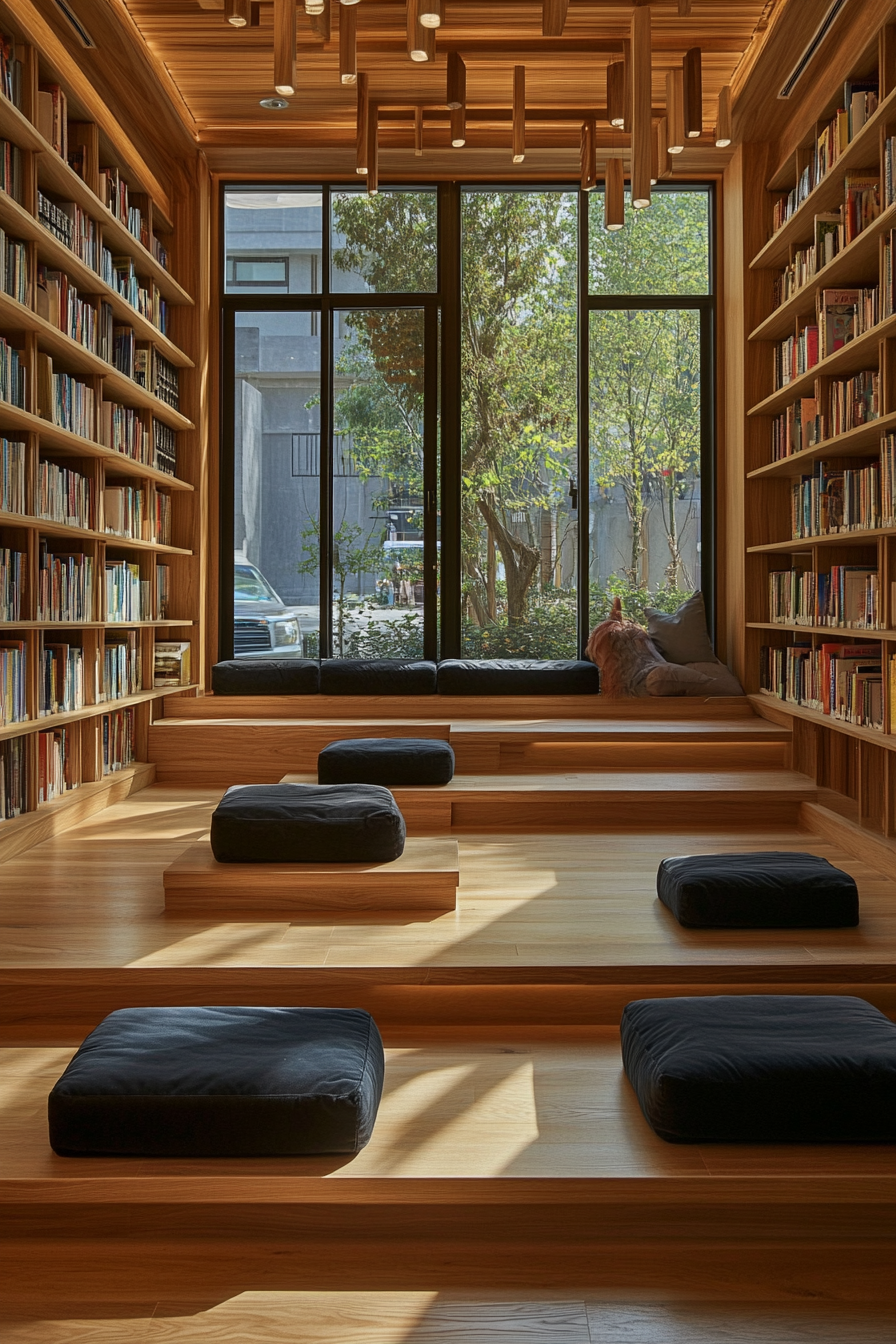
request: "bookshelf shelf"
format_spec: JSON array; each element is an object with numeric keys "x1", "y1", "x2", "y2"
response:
[
  {"x1": 748, "y1": 527, "x2": 896, "y2": 553},
  {"x1": 747, "y1": 622, "x2": 896, "y2": 639},
  {"x1": 0, "y1": 4, "x2": 205, "y2": 838},
  {"x1": 750, "y1": 692, "x2": 895, "y2": 750},
  {"x1": 747, "y1": 412, "x2": 896, "y2": 478},
  {"x1": 748, "y1": 313, "x2": 896, "y2": 417},
  {"x1": 748, "y1": 201, "x2": 896, "y2": 343},
  {"x1": 751, "y1": 83, "x2": 896, "y2": 271}
]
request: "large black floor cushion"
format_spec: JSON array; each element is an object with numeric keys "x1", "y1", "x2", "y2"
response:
[
  {"x1": 437, "y1": 659, "x2": 600, "y2": 695},
  {"x1": 319, "y1": 737, "x2": 455, "y2": 786},
  {"x1": 320, "y1": 659, "x2": 437, "y2": 695},
  {"x1": 212, "y1": 659, "x2": 320, "y2": 695},
  {"x1": 621, "y1": 995, "x2": 896, "y2": 1144},
  {"x1": 48, "y1": 1006, "x2": 385, "y2": 1157},
  {"x1": 210, "y1": 783, "x2": 406, "y2": 863},
  {"x1": 657, "y1": 852, "x2": 860, "y2": 928}
]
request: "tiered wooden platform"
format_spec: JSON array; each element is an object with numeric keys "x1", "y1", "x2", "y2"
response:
[{"x1": 2, "y1": 698, "x2": 895, "y2": 1306}]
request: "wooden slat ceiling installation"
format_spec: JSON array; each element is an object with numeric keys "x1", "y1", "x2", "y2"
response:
[{"x1": 113, "y1": 0, "x2": 779, "y2": 175}]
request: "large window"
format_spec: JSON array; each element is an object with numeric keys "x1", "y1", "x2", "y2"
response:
[{"x1": 221, "y1": 184, "x2": 713, "y2": 661}]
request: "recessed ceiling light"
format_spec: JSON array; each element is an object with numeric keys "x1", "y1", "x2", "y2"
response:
[{"x1": 260, "y1": 97, "x2": 290, "y2": 109}]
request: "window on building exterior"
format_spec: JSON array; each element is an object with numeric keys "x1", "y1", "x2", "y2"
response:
[{"x1": 221, "y1": 183, "x2": 713, "y2": 663}]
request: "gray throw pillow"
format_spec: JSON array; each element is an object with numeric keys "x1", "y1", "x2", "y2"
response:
[
  {"x1": 645, "y1": 591, "x2": 716, "y2": 665},
  {"x1": 687, "y1": 661, "x2": 744, "y2": 696},
  {"x1": 645, "y1": 663, "x2": 713, "y2": 697}
]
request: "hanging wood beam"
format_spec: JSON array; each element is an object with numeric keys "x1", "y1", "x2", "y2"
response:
[
  {"x1": 678, "y1": 0, "x2": 692, "y2": 13},
  {"x1": 419, "y1": 0, "x2": 442, "y2": 27},
  {"x1": 310, "y1": 0, "x2": 331, "y2": 42},
  {"x1": 630, "y1": 2, "x2": 651, "y2": 209},
  {"x1": 225, "y1": 0, "x2": 250, "y2": 28},
  {"x1": 683, "y1": 46, "x2": 702, "y2": 138},
  {"x1": 356, "y1": 71, "x2": 369, "y2": 174},
  {"x1": 249, "y1": 2, "x2": 260, "y2": 26},
  {"x1": 542, "y1": 0, "x2": 569, "y2": 37},
  {"x1": 580, "y1": 118, "x2": 597, "y2": 192},
  {"x1": 656, "y1": 118, "x2": 671, "y2": 178},
  {"x1": 650, "y1": 119, "x2": 658, "y2": 184},
  {"x1": 408, "y1": 0, "x2": 435, "y2": 62},
  {"x1": 715, "y1": 84, "x2": 732, "y2": 147},
  {"x1": 666, "y1": 67, "x2": 685, "y2": 154},
  {"x1": 304, "y1": 0, "x2": 325, "y2": 13},
  {"x1": 622, "y1": 37, "x2": 632, "y2": 133},
  {"x1": 447, "y1": 50, "x2": 466, "y2": 110},
  {"x1": 367, "y1": 103, "x2": 379, "y2": 194},
  {"x1": 415, "y1": 104, "x2": 424, "y2": 155},
  {"x1": 273, "y1": 0, "x2": 296, "y2": 95},
  {"x1": 339, "y1": 0, "x2": 357, "y2": 84},
  {"x1": 512, "y1": 65, "x2": 525, "y2": 163},
  {"x1": 606, "y1": 61, "x2": 625, "y2": 127},
  {"x1": 605, "y1": 157, "x2": 624, "y2": 230}
]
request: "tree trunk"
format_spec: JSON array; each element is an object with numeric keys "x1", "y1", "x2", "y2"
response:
[
  {"x1": 477, "y1": 494, "x2": 540, "y2": 625},
  {"x1": 664, "y1": 473, "x2": 681, "y2": 587},
  {"x1": 463, "y1": 552, "x2": 490, "y2": 627},
  {"x1": 486, "y1": 526, "x2": 497, "y2": 620}
]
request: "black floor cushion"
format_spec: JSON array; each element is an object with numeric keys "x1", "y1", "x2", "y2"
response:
[
  {"x1": 657, "y1": 852, "x2": 859, "y2": 928},
  {"x1": 318, "y1": 737, "x2": 455, "y2": 786},
  {"x1": 210, "y1": 783, "x2": 406, "y2": 864},
  {"x1": 621, "y1": 995, "x2": 896, "y2": 1144},
  {"x1": 48, "y1": 1006, "x2": 385, "y2": 1157},
  {"x1": 212, "y1": 659, "x2": 320, "y2": 695},
  {"x1": 320, "y1": 660, "x2": 437, "y2": 695},
  {"x1": 437, "y1": 659, "x2": 600, "y2": 695}
]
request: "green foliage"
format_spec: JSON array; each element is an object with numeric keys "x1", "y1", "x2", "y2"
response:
[
  {"x1": 331, "y1": 190, "x2": 437, "y2": 294},
  {"x1": 344, "y1": 611, "x2": 425, "y2": 661}
]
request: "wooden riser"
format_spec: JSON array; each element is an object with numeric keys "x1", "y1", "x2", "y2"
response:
[
  {"x1": 163, "y1": 839, "x2": 459, "y2": 912},
  {"x1": 0, "y1": 763, "x2": 155, "y2": 864},
  {"x1": 275, "y1": 771, "x2": 816, "y2": 834},
  {"x1": 148, "y1": 717, "x2": 790, "y2": 785},
  {"x1": 164, "y1": 695, "x2": 759, "y2": 721},
  {"x1": 2, "y1": 1032, "x2": 893, "y2": 1299}
]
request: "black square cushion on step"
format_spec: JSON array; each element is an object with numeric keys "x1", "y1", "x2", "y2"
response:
[
  {"x1": 48, "y1": 1005, "x2": 385, "y2": 1157},
  {"x1": 210, "y1": 783, "x2": 406, "y2": 864},
  {"x1": 318, "y1": 737, "x2": 455, "y2": 786},
  {"x1": 437, "y1": 659, "x2": 600, "y2": 695},
  {"x1": 657, "y1": 852, "x2": 859, "y2": 928},
  {"x1": 212, "y1": 659, "x2": 320, "y2": 695},
  {"x1": 621, "y1": 995, "x2": 896, "y2": 1143},
  {"x1": 320, "y1": 660, "x2": 437, "y2": 695}
]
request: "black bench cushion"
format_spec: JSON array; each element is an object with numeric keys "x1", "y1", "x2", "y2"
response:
[
  {"x1": 212, "y1": 659, "x2": 320, "y2": 696},
  {"x1": 210, "y1": 783, "x2": 406, "y2": 864},
  {"x1": 621, "y1": 995, "x2": 896, "y2": 1144},
  {"x1": 437, "y1": 659, "x2": 600, "y2": 696},
  {"x1": 48, "y1": 1006, "x2": 385, "y2": 1157},
  {"x1": 319, "y1": 737, "x2": 455, "y2": 786},
  {"x1": 320, "y1": 660, "x2": 437, "y2": 695},
  {"x1": 657, "y1": 852, "x2": 859, "y2": 928}
]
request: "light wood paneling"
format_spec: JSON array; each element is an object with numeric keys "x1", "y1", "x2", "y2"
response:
[{"x1": 163, "y1": 838, "x2": 460, "y2": 911}]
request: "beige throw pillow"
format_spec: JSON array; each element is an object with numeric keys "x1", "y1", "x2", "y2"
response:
[
  {"x1": 645, "y1": 663, "x2": 713, "y2": 697},
  {"x1": 645, "y1": 591, "x2": 716, "y2": 665}
]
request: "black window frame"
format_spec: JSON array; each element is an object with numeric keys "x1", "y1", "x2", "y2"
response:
[
  {"x1": 219, "y1": 179, "x2": 716, "y2": 664},
  {"x1": 226, "y1": 254, "x2": 291, "y2": 289}
]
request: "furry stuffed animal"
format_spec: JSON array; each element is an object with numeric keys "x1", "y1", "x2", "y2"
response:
[{"x1": 585, "y1": 596, "x2": 668, "y2": 697}]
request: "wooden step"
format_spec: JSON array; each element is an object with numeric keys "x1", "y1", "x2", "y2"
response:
[
  {"x1": 149, "y1": 717, "x2": 790, "y2": 784},
  {"x1": 278, "y1": 770, "x2": 817, "y2": 831},
  {"x1": 2, "y1": 1029, "x2": 892, "y2": 1298},
  {"x1": 163, "y1": 838, "x2": 459, "y2": 913}
]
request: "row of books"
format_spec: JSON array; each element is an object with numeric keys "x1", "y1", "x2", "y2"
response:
[
  {"x1": 104, "y1": 632, "x2": 141, "y2": 700},
  {"x1": 0, "y1": 335, "x2": 25, "y2": 408},
  {"x1": 1, "y1": 437, "x2": 25, "y2": 514},
  {"x1": 104, "y1": 484, "x2": 172, "y2": 544},
  {"x1": 37, "y1": 356, "x2": 96, "y2": 439},
  {"x1": 774, "y1": 285, "x2": 880, "y2": 390},
  {"x1": 0, "y1": 734, "x2": 26, "y2": 819},
  {"x1": 37, "y1": 267, "x2": 113, "y2": 359},
  {"x1": 790, "y1": 453, "x2": 895, "y2": 537},
  {"x1": 37, "y1": 83, "x2": 68, "y2": 161},
  {"x1": 0, "y1": 137, "x2": 23, "y2": 206},
  {"x1": 134, "y1": 345, "x2": 179, "y2": 410},
  {"x1": 38, "y1": 725, "x2": 77, "y2": 804},
  {"x1": 40, "y1": 640, "x2": 86, "y2": 716},
  {"x1": 38, "y1": 461, "x2": 94, "y2": 531},
  {"x1": 768, "y1": 565, "x2": 882, "y2": 629},
  {"x1": 0, "y1": 31, "x2": 23, "y2": 110},
  {"x1": 0, "y1": 228, "x2": 28, "y2": 305},
  {"x1": 770, "y1": 371, "x2": 881, "y2": 461},
  {"x1": 101, "y1": 252, "x2": 169, "y2": 335},
  {"x1": 102, "y1": 707, "x2": 136, "y2": 773},
  {"x1": 771, "y1": 78, "x2": 880, "y2": 235},
  {"x1": 37, "y1": 191, "x2": 100, "y2": 273},
  {"x1": 105, "y1": 560, "x2": 151, "y2": 622},
  {"x1": 0, "y1": 638, "x2": 26, "y2": 725},
  {"x1": 0, "y1": 547, "x2": 23, "y2": 621},
  {"x1": 773, "y1": 213, "x2": 843, "y2": 306},
  {"x1": 760, "y1": 640, "x2": 884, "y2": 729},
  {"x1": 37, "y1": 547, "x2": 94, "y2": 623}
]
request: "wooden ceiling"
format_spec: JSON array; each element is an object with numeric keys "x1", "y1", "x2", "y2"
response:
[{"x1": 106, "y1": 0, "x2": 778, "y2": 175}]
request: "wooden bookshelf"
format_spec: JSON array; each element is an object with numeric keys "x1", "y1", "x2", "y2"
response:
[
  {"x1": 733, "y1": 8, "x2": 896, "y2": 837},
  {"x1": 0, "y1": 1, "x2": 203, "y2": 843}
]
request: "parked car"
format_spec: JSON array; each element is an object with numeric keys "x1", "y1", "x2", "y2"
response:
[{"x1": 233, "y1": 560, "x2": 308, "y2": 658}]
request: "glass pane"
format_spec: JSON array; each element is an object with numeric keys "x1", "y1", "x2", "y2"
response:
[
  {"x1": 588, "y1": 308, "x2": 702, "y2": 623},
  {"x1": 330, "y1": 189, "x2": 437, "y2": 293},
  {"x1": 589, "y1": 190, "x2": 709, "y2": 296},
  {"x1": 331, "y1": 307, "x2": 427, "y2": 659},
  {"x1": 460, "y1": 190, "x2": 578, "y2": 659},
  {"x1": 233, "y1": 311, "x2": 320, "y2": 658},
  {"x1": 224, "y1": 190, "x2": 322, "y2": 295}
]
